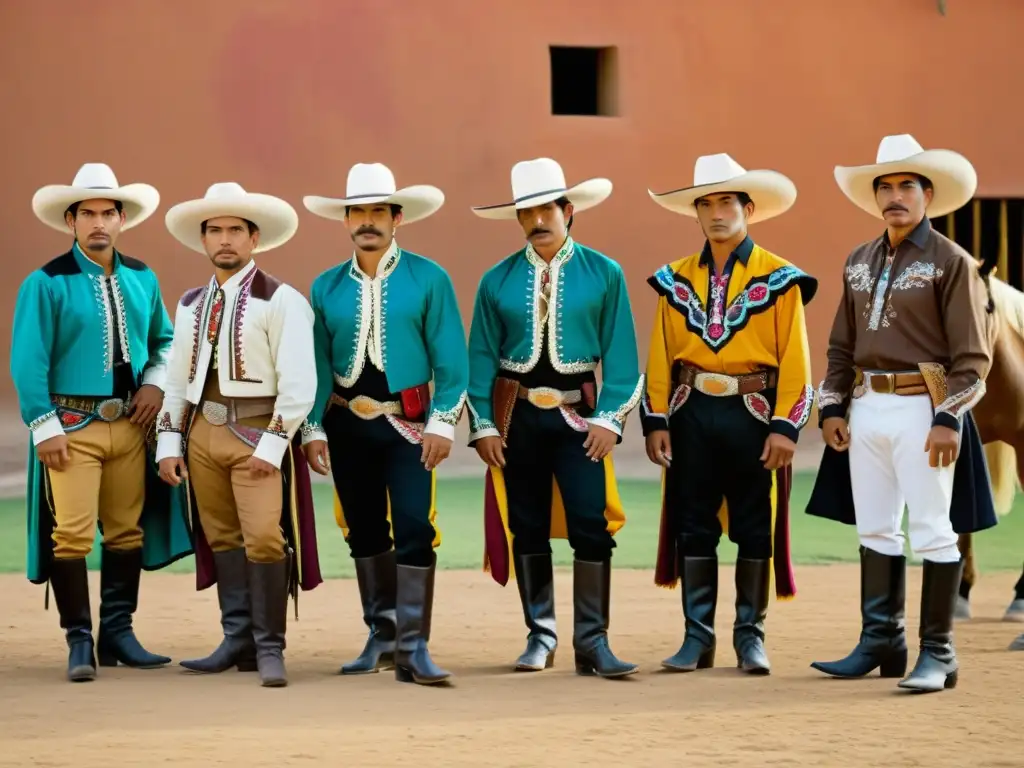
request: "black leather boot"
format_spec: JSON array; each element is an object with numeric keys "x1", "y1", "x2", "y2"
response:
[
  {"x1": 248, "y1": 556, "x2": 290, "y2": 687},
  {"x1": 50, "y1": 557, "x2": 97, "y2": 682},
  {"x1": 733, "y1": 558, "x2": 771, "y2": 675},
  {"x1": 662, "y1": 555, "x2": 717, "y2": 672},
  {"x1": 341, "y1": 550, "x2": 397, "y2": 674},
  {"x1": 810, "y1": 547, "x2": 907, "y2": 678},
  {"x1": 180, "y1": 548, "x2": 257, "y2": 673},
  {"x1": 514, "y1": 553, "x2": 558, "y2": 671},
  {"x1": 572, "y1": 558, "x2": 638, "y2": 678},
  {"x1": 898, "y1": 558, "x2": 964, "y2": 692},
  {"x1": 394, "y1": 554, "x2": 451, "y2": 685},
  {"x1": 96, "y1": 546, "x2": 170, "y2": 668}
]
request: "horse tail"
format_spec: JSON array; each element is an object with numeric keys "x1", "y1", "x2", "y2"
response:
[{"x1": 985, "y1": 440, "x2": 1019, "y2": 516}]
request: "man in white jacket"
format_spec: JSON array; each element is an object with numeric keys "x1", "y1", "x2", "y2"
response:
[{"x1": 155, "y1": 182, "x2": 318, "y2": 687}]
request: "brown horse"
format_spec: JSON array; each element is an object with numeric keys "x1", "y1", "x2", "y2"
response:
[{"x1": 955, "y1": 275, "x2": 1024, "y2": 627}]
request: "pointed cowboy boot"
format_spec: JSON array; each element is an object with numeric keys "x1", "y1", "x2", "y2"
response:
[
  {"x1": 95, "y1": 546, "x2": 171, "y2": 668},
  {"x1": 513, "y1": 553, "x2": 558, "y2": 671},
  {"x1": 248, "y1": 556, "x2": 290, "y2": 687},
  {"x1": 180, "y1": 548, "x2": 257, "y2": 673},
  {"x1": 662, "y1": 555, "x2": 718, "y2": 672},
  {"x1": 394, "y1": 554, "x2": 451, "y2": 685},
  {"x1": 341, "y1": 550, "x2": 397, "y2": 674},
  {"x1": 572, "y1": 558, "x2": 638, "y2": 678},
  {"x1": 898, "y1": 558, "x2": 964, "y2": 692},
  {"x1": 733, "y1": 558, "x2": 771, "y2": 675},
  {"x1": 50, "y1": 557, "x2": 97, "y2": 682},
  {"x1": 811, "y1": 547, "x2": 908, "y2": 678}
]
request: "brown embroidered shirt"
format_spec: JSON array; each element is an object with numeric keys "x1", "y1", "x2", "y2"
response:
[{"x1": 818, "y1": 217, "x2": 994, "y2": 430}]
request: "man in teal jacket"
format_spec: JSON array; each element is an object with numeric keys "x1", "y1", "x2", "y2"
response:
[
  {"x1": 468, "y1": 158, "x2": 644, "y2": 679},
  {"x1": 299, "y1": 162, "x2": 469, "y2": 686},
  {"x1": 12, "y1": 163, "x2": 193, "y2": 682}
]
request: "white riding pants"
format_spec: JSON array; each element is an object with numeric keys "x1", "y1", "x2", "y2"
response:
[{"x1": 848, "y1": 388, "x2": 960, "y2": 563}]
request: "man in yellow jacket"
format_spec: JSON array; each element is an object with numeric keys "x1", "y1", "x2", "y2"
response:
[{"x1": 642, "y1": 153, "x2": 817, "y2": 676}]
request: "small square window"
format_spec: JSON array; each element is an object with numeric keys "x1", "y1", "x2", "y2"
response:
[{"x1": 549, "y1": 45, "x2": 619, "y2": 117}]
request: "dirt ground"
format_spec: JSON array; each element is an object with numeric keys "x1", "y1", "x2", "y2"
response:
[{"x1": 0, "y1": 565, "x2": 1021, "y2": 768}]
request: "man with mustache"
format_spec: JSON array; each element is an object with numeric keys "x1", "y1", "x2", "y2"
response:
[
  {"x1": 642, "y1": 153, "x2": 816, "y2": 677},
  {"x1": 809, "y1": 134, "x2": 997, "y2": 693},
  {"x1": 157, "y1": 182, "x2": 322, "y2": 687},
  {"x1": 467, "y1": 158, "x2": 643, "y2": 678},
  {"x1": 12, "y1": 163, "x2": 192, "y2": 682},
  {"x1": 299, "y1": 163, "x2": 468, "y2": 686}
]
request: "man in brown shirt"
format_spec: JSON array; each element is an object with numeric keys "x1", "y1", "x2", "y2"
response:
[{"x1": 808, "y1": 134, "x2": 997, "y2": 694}]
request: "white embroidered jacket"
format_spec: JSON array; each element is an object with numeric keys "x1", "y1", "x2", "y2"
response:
[{"x1": 155, "y1": 260, "x2": 317, "y2": 468}]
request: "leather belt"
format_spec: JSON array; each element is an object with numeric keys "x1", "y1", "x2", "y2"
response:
[
  {"x1": 200, "y1": 397, "x2": 276, "y2": 426},
  {"x1": 516, "y1": 386, "x2": 582, "y2": 409},
  {"x1": 674, "y1": 365, "x2": 777, "y2": 397},
  {"x1": 856, "y1": 369, "x2": 929, "y2": 396},
  {"x1": 329, "y1": 393, "x2": 403, "y2": 420},
  {"x1": 52, "y1": 395, "x2": 132, "y2": 422}
]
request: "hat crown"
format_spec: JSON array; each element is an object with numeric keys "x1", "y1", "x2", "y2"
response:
[
  {"x1": 511, "y1": 158, "x2": 567, "y2": 203},
  {"x1": 692, "y1": 154, "x2": 748, "y2": 187},
  {"x1": 346, "y1": 163, "x2": 397, "y2": 198},
  {"x1": 876, "y1": 134, "x2": 925, "y2": 163},
  {"x1": 71, "y1": 162, "x2": 120, "y2": 190},
  {"x1": 204, "y1": 182, "x2": 249, "y2": 200}
]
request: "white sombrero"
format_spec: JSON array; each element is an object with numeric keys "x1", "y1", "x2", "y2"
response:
[
  {"x1": 648, "y1": 153, "x2": 796, "y2": 224},
  {"x1": 834, "y1": 133, "x2": 977, "y2": 219},
  {"x1": 303, "y1": 163, "x2": 444, "y2": 225},
  {"x1": 32, "y1": 162, "x2": 160, "y2": 233},
  {"x1": 471, "y1": 158, "x2": 612, "y2": 220},
  {"x1": 165, "y1": 182, "x2": 299, "y2": 255}
]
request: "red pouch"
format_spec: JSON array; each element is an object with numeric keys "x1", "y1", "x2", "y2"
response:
[{"x1": 400, "y1": 384, "x2": 431, "y2": 421}]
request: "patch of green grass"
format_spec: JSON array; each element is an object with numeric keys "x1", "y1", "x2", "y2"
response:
[{"x1": 1, "y1": 471, "x2": 1021, "y2": 579}]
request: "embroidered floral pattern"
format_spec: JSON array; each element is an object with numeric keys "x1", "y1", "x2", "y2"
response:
[
  {"x1": 109, "y1": 274, "x2": 132, "y2": 366},
  {"x1": 845, "y1": 264, "x2": 875, "y2": 293},
  {"x1": 265, "y1": 414, "x2": 287, "y2": 438},
  {"x1": 780, "y1": 385, "x2": 814, "y2": 429},
  {"x1": 431, "y1": 391, "x2": 467, "y2": 426},
  {"x1": 29, "y1": 410, "x2": 58, "y2": 431},
  {"x1": 892, "y1": 261, "x2": 943, "y2": 291},
  {"x1": 743, "y1": 392, "x2": 771, "y2": 424},
  {"x1": 667, "y1": 384, "x2": 692, "y2": 416},
  {"x1": 559, "y1": 406, "x2": 590, "y2": 432},
  {"x1": 231, "y1": 269, "x2": 262, "y2": 383},
  {"x1": 817, "y1": 380, "x2": 844, "y2": 409},
  {"x1": 936, "y1": 379, "x2": 986, "y2": 418},
  {"x1": 188, "y1": 287, "x2": 209, "y2": 383},
  {"x1": 866, "y1": 253, "x2": 895, "y2": 330},
  {"x1": 385, "y1": 415, "x2": 424, "y2": 445},
  {"x1": 91, "y1": 275, "x2": 115, "y2": 372},
  {"x1": 649, "y1": 264, "x2": 810, "y2": 351},
  {"x1": 707, "y1": 272, "x2": 731, "y2": 342},
  {"x1": 594, "y1": 374, "x2": 645, "y2": 430}
]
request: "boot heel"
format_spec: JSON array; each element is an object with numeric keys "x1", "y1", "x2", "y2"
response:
[
  {"x1": 879, "y1": 649, "x2": 907, "y2": 678},
  {"x1": 97, "y1": 648, "x2": 118, "y2": 667},
  {"x1": 944, "y1": 669, "x2": 958, "y2": 689},
  {"x1": 574, "y1": 653, "x2": 595, "y2": 676},
  {"x1": 236, "y1": 658, "x2": 258, "y2": 672},
  {"x1": 697, "y1": 646, "x2": 715, "y2": 669},
  {"x1": 395, "y1": 664, "x2": 414, "y2": 683}
]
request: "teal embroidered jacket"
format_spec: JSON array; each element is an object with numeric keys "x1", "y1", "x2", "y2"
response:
[
  {"x1": 302, "y1": 243, "x2": 469, "y2": 442},
  {"x1": 466, "y1": 236, "x2": 644, "y2": 442},
  {"x1": 10, "y1": 243, "x2": 175, "y2": 445}
]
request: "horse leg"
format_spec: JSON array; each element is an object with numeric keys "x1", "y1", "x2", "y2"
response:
[{"x1": 955, "y1": 534, "x2": 975, "y2": 620}]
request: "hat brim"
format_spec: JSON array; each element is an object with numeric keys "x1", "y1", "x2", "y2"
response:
[
  {"x1": 165, "y1": 194, "x2": 299, "y2": 255},
  {"x1": 31, "y1": 183, "x2": 160, "y2": 233},
  {"x1": 834, "y1": 149, "x2": 977, "y2": 220},
  {"x1": 471, "y1": 178, "x2": 612, "y2": 221},
  {"x1": 302, "y1": 185, "x2": 445, "y2": 225},
  {"x1": 647, "y1": 170, "x2": 797, "y2": 224}
]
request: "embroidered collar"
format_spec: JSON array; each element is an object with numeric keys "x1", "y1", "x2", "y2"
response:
[
  {"x1": 698, "y1": 235, "x2": 754, "y2": 270},
  {"x1": 211, "y1": 258, "x2": 257, "y2": 292},
  {"x1": 525, "y1": 235, "x2": 575, "y2": 269},
  {"x1": 350, "y1": 238, "x2": 401, "y2": 281},
  {"x1": 882, "y1": 216, "x2": 931, "y2": 251}
]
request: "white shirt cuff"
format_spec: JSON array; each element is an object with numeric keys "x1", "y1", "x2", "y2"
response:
[
  {"x1": 587, "y1": 416, "x2": 622, "y2": 437},
  {"x1": 155, "y1": 431, "x2": 184, "y2": 461},
  {"x1": 424, "y1": 415, "x2": 456, "y2": 442},
  {"x1": 468, "y1": 426, "x2": 500, "y2": 444},
  {"x1": 253, "y1": 432, "x2": 290, "y2": 468},
  {"x1": 32, "y1": 414, "x2": 66, "y2": 446}
]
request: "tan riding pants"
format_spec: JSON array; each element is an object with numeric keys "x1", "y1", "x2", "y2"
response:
[
  {"x1": 185, "y1": 414, "x2": 286, "y2": 563},
  {"x1": 47, "y1": 418, "x2": 146, "y2": 559}
]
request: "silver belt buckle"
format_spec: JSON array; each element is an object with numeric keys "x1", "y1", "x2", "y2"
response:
[
  {"x1": 96, "y1": 398, "x2": 126, "y2": 422},
  {"x1": 202, "y1": 401, "x2": 229, "y2": 426}
]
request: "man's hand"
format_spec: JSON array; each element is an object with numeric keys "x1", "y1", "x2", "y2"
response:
[
  {"x1": 474, "y1": 436, "x2": 505, "y2": 468},
  {"x1": 421, "y1": 433, "x2": 453, "y2": 472},
  {"x1": 303, "y1": 440, "x2": 331, "y2": 476},
  {"x1": 128, "y1": 384, "x2": 163, "y2": 428},
  {"x1": 925, "y1": 425, "x2": 959, "y2": 468},
  {"x1": 761, "y1": 433, "x2": 797, "y2": 471},
  {"x1": 158, "y1": 457, "x2": 189, "y2": 486},
  {"x1": 822, "y1": 417, "x2": 851, "y2": 452},
  {"x1": 245, "y1": 456, "x2": 279, "y2": 479},
  {"x1": 37, "y1": 435, "x2": 70, "y2": 472},
  {"x1": 645, "y1": 431, "x2": 672, "y2": 468},
  {"x1": 583, "y1": 423, "x2": 617, "y2": 462}
]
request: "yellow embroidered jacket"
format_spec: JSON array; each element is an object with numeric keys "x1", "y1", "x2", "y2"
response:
[{"x1": 641, "y1": 237, "x2": 818, "y2": 443}]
